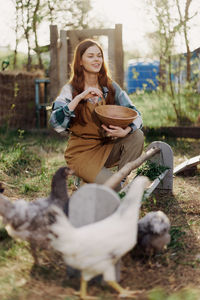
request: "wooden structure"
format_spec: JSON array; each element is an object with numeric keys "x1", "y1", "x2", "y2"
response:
[
  {"x1": 173, "y1": 155, "x2": 200, "y2": 176},
  {"x1": 49, "y1": 24, "x2": 124, "y2": 101}
]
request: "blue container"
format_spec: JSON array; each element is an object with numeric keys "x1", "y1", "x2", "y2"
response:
[{"x1": 126, "y1": 60, "x2": 160, "y2": 94}]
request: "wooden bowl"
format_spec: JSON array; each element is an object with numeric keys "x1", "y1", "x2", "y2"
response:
[{"x1": 95, "y1": 105, "x2": 138, "y2": 128}]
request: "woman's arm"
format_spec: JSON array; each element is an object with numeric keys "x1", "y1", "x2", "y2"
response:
[
  {"x1": 102, "y1": 82, "x2": 143, "y2": 138},
  {"x1": 112, "y1": 81, "x2": 143, "y2": 133},
  {"x1": 49, "y1": 84, "x2": 103, "y2": 133},
  {"x1": 49, "y1": 84, "x2": 75, "y2": 133}
]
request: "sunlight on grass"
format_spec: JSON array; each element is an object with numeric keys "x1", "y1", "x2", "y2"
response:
[
  {"x1": 130, "y1": 90, "x2": 199, "y2": 127},
  {"x1": 130, "y1": 91, "x2": 177, "y2": 127},
  {"x1": 148, "y1": 287, "x2": 200, "y2": 300}
]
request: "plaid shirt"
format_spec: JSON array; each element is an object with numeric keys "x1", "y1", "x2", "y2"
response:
[{"x1": 49, "y1": 81, "x2": 143, "y2": 133}]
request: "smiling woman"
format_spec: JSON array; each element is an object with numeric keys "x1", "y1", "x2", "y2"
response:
[
  {"x1": 80, "y1": 45, "x2": 103, "y2": 74},
  {"x1": 49, "y1": 38, "x2": 144, "y2": 189}
]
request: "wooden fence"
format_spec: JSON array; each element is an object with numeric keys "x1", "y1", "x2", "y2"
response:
[{"x1": 0, "y1": 71, "x2": 46, "y2": 129}]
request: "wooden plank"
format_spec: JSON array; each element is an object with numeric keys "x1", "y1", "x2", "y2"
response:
[
  {"x1": 173, "y1": 155, "x2": 200, "y2": 175},
  {"x1": 67, "y1": 31, "x2": 80, "y2": 51},
  {"x1": 114, "y1": 24, "x2": 124, "y2": 88},
  {"x1": 143, "y1": 126, "x2": 200, "y2": 139},
  {"x1": 59, "y1": 30, "x2": 68, "y2": 88},
  {"x1": 49, "y1": 25, "x2": 59, "y2": 101},
  {"x1": 67, "y1": 28, "x2": 113, "y2": 38},
  {"x1": 107, "y1": 30, "x2": 116, "y2": 80}
]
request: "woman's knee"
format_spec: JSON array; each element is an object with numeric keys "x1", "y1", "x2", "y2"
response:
[{"x1": 127, "y1": 129, "x2": 144, "y2": 146}]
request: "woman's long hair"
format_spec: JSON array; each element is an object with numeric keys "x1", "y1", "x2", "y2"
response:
[{"x1": 69, "y1": 39, "x2": 115, "y2": 125}]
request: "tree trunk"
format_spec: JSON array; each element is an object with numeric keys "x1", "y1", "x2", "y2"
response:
[
  {"x1": 184, "y1": 0, "x2": 192, "y2": 82},
  {"x1": 33, "y1": 0, "x2": 44, "y2": 70}
]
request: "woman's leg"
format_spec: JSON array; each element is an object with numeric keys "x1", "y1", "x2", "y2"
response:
[{"x1": 94, "y1": 129, "x2": 144, "y2": 191}]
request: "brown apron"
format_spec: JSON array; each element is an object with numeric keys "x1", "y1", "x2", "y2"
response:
[{"x1": 64, "y1": 99, "x2": 114, "y2": 183}]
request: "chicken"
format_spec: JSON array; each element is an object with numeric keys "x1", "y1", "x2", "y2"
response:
[
  {"x1": 137, "y1": 210, "x2": 171, "y2": 254},
  {"x1": 0, "y1": 166, "x2": 71, "y2": 264},
  {"x1": 47, "y1": 176, "x2": 149, "y2": 299}
]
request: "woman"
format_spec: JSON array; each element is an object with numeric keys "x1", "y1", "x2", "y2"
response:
[{"x1": 50, "y1": 39, "x2": 144, "y2": 190}]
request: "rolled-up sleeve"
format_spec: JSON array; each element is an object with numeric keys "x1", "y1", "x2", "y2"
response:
[
  {"x1": 49, "y1": 84, "x2": 76, "y2": 133},
  {"x1": 112, "y1": 82, "x2": 143, "y2": 133}
]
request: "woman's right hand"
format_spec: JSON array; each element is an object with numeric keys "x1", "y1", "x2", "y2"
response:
[
  {"x1": 68, "y1": 87, "x2": 103, "y2": 112},
  {"x1": 79, "y1": 87, "x2": 103, "y2": 100}
]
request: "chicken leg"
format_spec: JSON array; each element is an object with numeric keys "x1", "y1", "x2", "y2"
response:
[
  {"x1": 74, "y1": 277, "x2": 98, "y2": 300},
  {"x1": 107, "y1": 280, "x2": 143, "y2": 298}
]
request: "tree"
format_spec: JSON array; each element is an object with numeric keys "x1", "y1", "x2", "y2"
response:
[
  {"x1": 176, "y1": 0, "x2": 194, "y2": 82},
  {"x1": 12, "y1": 0, "x2": 93, "y2": 71},
  {"x1": 12, "y1": 0, "x2": 21, "y2": 68},
  {"x1": 17, "y1": 0, "x2": 33, "y2": 71},
  {"x1": 32, "y1": 0, "x2": 44, "y2": 69},
  {"x1": 45, "y1": 0, "x2": 92, "y2": 30},
  {"x1": 145, "y1": 0, "x2": 199, "y2": 125}
]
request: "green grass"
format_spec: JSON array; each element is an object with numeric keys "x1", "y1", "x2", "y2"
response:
[
  {"x1": 148, "y1": 287, "x2": 200, "y2": 300},
  {"x1": 130, "y1": 90, "x2": 199, "y2": 127},
  {"x1": 0, "y1": 129, "x2": 67, "y2": 198}
]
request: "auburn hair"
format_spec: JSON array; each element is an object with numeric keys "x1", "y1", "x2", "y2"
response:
[{"x1": 68, "y1": 39, "x2": 115, "y2": 125}]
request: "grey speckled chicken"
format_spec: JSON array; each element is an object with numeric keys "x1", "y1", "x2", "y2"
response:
[
  {"x1": 137, "y1": 210, "x2": 171, "y2": 254},
  {"x1": 47, "y1": 176, "x2": 149, "y2": 299},
  {"x1": 0, "y1": 166, "x2": 71, "y2": 264}
]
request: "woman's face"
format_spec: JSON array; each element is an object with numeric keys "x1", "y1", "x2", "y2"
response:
[{"x1": 80, "y1": 45, "x2": 103, "y2": 73}]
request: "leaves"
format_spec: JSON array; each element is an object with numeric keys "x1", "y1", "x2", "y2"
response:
[{"x1": 136, "y1": 160, "x2": 170, "y2": 181}]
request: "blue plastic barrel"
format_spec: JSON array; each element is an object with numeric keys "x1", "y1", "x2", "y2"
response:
[{"x1": 126, "y1": 60, "x2": 160, "y2": 93}]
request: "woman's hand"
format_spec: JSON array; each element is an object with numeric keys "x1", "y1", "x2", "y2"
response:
[
  {"x1": 101, "y1": 124, "x2": 131, "y2": 138},
  {"x1": 68, "y1": 87, "x2": 103, "y2": 111},
  {"x1": 81, "y1": 87, "x2": 103, "y2": 100}
]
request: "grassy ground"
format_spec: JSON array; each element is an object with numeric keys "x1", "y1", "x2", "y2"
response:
[
  {"x1": 0, "y1": 129, "x2": 200, "y2": 300},
  {"x1": 130, "y1": 91, "x2": 200, "y2": 127}
]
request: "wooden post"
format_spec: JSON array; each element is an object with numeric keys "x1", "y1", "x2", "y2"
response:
[
  {"x1": 50, "y1": 25, "x2": 59, "y2": 101},
  {"x1": 67, "y1": 30, "x2": 80, "y2": 57},
  {"x1": 115, "y1": 24, "x2": 124, "y2": 88},
  {"x1": 59, "y1": 30, "x2": 68, "y2": 89},
  {"x1": 108, "y1": 30, "x2": 116, "y2": 80}
]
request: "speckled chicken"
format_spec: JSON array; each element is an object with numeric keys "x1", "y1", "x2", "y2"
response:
[
  {"x1": 47, "y1": 176, "x2": 149, "y2": 299},
  {"x1": 137, "y1": 210, "x2": 171, "y2": 254},
  {"x1": 0, "y1": 166, "x2": 71, "y2": 264}
]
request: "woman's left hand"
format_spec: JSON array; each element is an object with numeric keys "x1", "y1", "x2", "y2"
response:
[{"x1": 101, "y1": 124, "x2": 131, "y2": 138}]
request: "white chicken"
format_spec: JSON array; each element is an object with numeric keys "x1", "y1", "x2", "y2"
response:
[
  {"x1": 137, "y1": 210, "x2": 171, "y2": 254},
  {"x1": 0, "y1": 166, "x2": 71, "y2": 264},
  {"x1": 47, "y1": 176, "x2": 150, "y2": 299}
]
